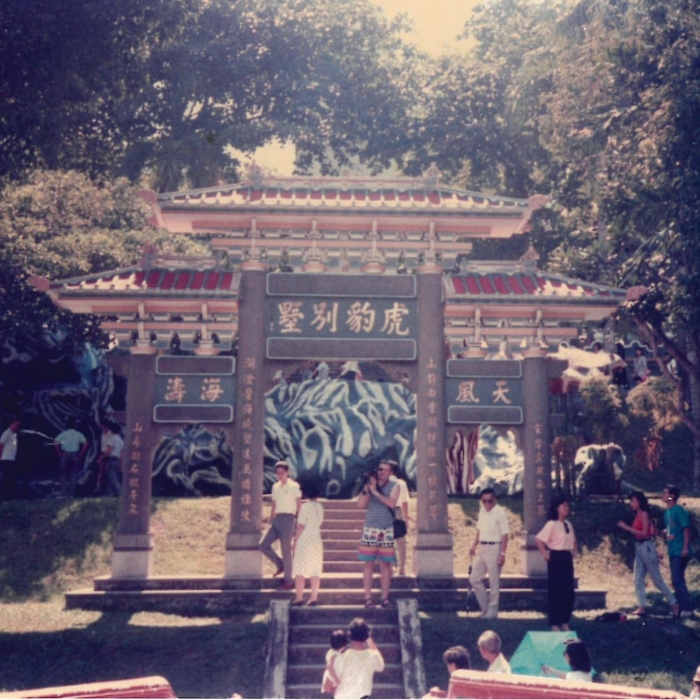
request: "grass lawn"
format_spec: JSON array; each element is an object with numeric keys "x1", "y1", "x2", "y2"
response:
[{"x1": 1, "y1": 494, "x2": 699, "y2": 697}]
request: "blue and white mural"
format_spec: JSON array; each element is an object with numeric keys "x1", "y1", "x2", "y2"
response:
[{"x1": 263, "y1": 377, "x2": 416, "y2": 497}]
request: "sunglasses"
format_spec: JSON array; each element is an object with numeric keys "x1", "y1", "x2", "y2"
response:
[{"x1": 481, "y1": 498, "x2": 495, "y2": 504}]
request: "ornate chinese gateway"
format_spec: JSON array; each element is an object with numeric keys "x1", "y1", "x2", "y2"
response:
[{"x1": 49, "y1": 173, "x2": 627, "y2": 585}]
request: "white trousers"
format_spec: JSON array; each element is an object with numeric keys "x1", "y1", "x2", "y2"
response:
[{"x1": 470, "y1": 543, "x2": 501, "y2": 616}]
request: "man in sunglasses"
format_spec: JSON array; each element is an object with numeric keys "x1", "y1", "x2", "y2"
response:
[{"x1": 469, "y1": 487, "x2": 510, "y2": 619}]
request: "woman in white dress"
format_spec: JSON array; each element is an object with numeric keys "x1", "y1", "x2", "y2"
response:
[{"x1": 291, "y1": 479, "x2": 324, "y2": 606}]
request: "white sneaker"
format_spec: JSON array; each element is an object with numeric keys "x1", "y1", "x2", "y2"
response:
[{"x1": 680, "y1": 610, "x2": 693, "y2": 619}]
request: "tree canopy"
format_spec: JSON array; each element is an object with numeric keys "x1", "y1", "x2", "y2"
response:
[
  {"x1": 409, "y1": 0, "x2": 700, "y2": 450},
  {"x1": 0, "y1": 170, "x2": 208, "y2": 356},
  {"x1": 0, "y1": 170, "x2": 207, "y2": 280},
  {"x1": 0, "y1": 0, "x2": 420, "y2": 191}
]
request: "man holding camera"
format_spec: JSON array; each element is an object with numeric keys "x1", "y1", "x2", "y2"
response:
[{"x1": 357, "y1": 461, "x2": 399, "y2": 608}]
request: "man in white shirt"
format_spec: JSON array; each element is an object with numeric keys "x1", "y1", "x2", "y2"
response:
[
  {"x1": 330, "y1": 617, "x2": 385, "y2": 699},
  {"x1": 390, "y1": 461, "x2": 410, "y2": 576},
  {"x1": 96, "y1": 419, "x2": 124, "y2": 497},
  {"x1": 469, "y1": 488, "x2": 510, "y2": 619},
  {"x1": 54, "y1": 419, "x2": 89, "y2": 496},
  {"x1": 478, "y1": 630, "x2": 511, "y2": 674},
  {"x1": 260, "y1": 461, "x2": 301, "y2": 590},
  {"x1": 0, "y1": 419, "x2": 20, "y2": 500}
]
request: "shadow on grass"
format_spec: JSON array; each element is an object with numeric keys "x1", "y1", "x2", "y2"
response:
[
  {"x1": 0, "y1": 611, "x2": 268, "y2": 698},
  {"x1": 420, "y1": 611, "x2": 700, "y2": 695},
  {"x1": 0, "y1": 498, "x2": 119, "y2": 600}
]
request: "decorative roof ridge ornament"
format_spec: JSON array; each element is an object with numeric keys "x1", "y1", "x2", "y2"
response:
[
  {"x1": 247, "y1": 219, "x2": 261, "y2": 260},
  {"x1": 139, "y1": 242, "x2": 160, "y2": 272},
  {"x1": 242, "y1": 160, "x2": 266, "y2": 188},
  {"x1": 422, "y1": 163, "x2": 441, "y2": 192},
  {"x1": 517, "y1": 244, "x2": 541, "y2": 272},
  {"x1": 425, "y1": 221, "x2": 437, "y2": 264},
  {"x1": 360, "y1": 219, "x2": 385, "y2": 274}
]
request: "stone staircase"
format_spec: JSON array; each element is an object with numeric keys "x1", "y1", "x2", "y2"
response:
[
  {"x1": 284, "y1": 604, "x2": 407, "y2": 699},
  {"x1": 65, "y1": 498, "x2": 607, "y2": 613},
  {"x1": 321, "y1": 498, "x2": 367, "y2": 575}
]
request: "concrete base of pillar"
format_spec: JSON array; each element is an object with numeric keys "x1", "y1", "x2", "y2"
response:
[
  {"x1": 521, "y1": 533, "x2": 547, "y2": 576},
  {"x1": 111, "y1": 549, "x2": 153, "y2": 578},
  {"x1": 413, "y1": 532, "x2": 454, "y2": 576},
  {"x1": 225, "y1": 549, "x2": 263, "y2": 578},
  {"x1": 413, "y1": 549, "x2": 454, "y2": 577}
]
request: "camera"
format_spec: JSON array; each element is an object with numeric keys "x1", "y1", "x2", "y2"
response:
[{"x1": 359, "y1": 469, "x2": 378, "y2": 488}]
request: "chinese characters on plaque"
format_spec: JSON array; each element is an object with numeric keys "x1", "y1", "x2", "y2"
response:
[
  {"x1": 534, "y1": 421, "x2": 547, "y2": 517},
  {"x1": 126, "y1": 421, "x2": 143, "y2": 517},
  {"x1": 237, "y1": 355, "x2": 257, "y2": 527},
  {"x1": 153, "y1": 356, "x2": 235, "y2": 423},
  {"x1": 265, "y1": 276, "x2": 418, "y2": 361},
  {"x1": 270, "y1": 298, "x2": 415, "y2": 339},
  {"x1": 424, "y1": 356, "x2": 441, "y2": 525},
  {"x1": 445, "y1": 359, "x2": 523, "y2": 425}
]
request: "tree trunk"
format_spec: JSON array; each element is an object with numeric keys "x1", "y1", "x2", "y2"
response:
[{"x1": 689, "y1": 345, "x2": 700, "y2": 490}]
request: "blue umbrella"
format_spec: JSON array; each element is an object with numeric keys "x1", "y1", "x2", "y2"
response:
[{"x1": 510, "y1": 631, "x2": 590, "y2": 678}]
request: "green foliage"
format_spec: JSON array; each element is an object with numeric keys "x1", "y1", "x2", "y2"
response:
[
  {"x1": 0, "y1": 170, "x2": 209, "y2": 280},
  {"x1": 413, "y1": 0, "x2": 700, "y2": 440},
  {"x1": 579, "y1": 374, "x2": 629, "y2": 443},
  {"x1": 0, "y1": 0, "x2": 420, "y2": 190},
  {"x1": 627, "y1": 376, "x2": 682, "y2": 435},
  {"x1": 0, "y1": 170, "x2": 209, "y2": 354},
  {"x1": 0, "y1": 265, "x2": 107, "y2": 356}
]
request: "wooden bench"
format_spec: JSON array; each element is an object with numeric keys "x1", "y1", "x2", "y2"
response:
[
  {"x1": 447, "y1": 669, "x2": 685, "y2": 699},
  {"x1": 0, "y1": 676, "x2": 176, "y2": 699}
]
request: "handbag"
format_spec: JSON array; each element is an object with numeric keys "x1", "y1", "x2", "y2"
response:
[
  {"x1": 385, "y1": 503, "x2": 407, "y2": 539},
  {"x1": 393, "y1": 517, "x2": 407, "y2": 539}
]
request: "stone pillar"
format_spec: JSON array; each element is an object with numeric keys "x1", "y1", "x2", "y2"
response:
[
  {"x1": 413, "y1": 264, "x2": 453, "y2": 576},
  {"x1": 521, "y1": 347, "x2": 552, "y2": 576},
  {"x1": 111, "y1": 348, "x2": 157, "y2": 578},
  {"x1": 225, "y1": 261, "x2": 268, "y2": 577}
]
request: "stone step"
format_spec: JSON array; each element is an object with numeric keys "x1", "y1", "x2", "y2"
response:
[
  {"x1": 287, "y1": 642, "x2": 402, "y2": 664},
  {"x1": 289, "y1": 604, "x2": 399, "y2": 624},
  {"x1": 286, "y1": 662, "x2": 403, "y2": 685},
  {"x1": 322, "y1": 520, "x2": 364, "y2": 531},
  {"x1": 320, "y1": 512, "x2": 366, "y2": 523},
  {"x1": 67, "y1": 585, "x2": 606, "y2": 614},
  {"x1": 322, "y1": 538, "x2": 360, "y2": 548},
  {"x1": 323, "y1": 561, "x2": 365, "y2": 573},
  {"x1": 90, "y1": 573, "x2": 559, "y2": 592},
  {"x1": 286, "y1": 681, "x2": 405, "y2": 699},
  {"x1": 318, "y1": 499, "x2": 362, "y2": 511},
  {"x1": 323, "y1": 548, "x2": 362, "y2": 573},
  {"x1": 289, "y1": 622, "x2": 400, "y2": 645},
  {"x1": 321, "y1": 531, "x2": 360, "y2": 542}
]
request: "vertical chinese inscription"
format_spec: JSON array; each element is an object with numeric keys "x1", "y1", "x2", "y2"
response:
[
  {"x1": 238, "y1": 355, "x2": 256, "y2": 525},
  {"x1": 127, "y1": 421, "x2": 143, "y2": 517},
  {"x1": 534, "y1": 421, "x2": 546, "y2": 518},
  {"x1": 425, "y1": 356, "x2": 441, "y2": 525}
]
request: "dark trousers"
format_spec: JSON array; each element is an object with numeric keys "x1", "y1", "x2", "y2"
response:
[
  {"x1": 0, "y1": 460, "x2": 18, "y2": 500},
  {"x1": 670, "y1": 555, "x2": 691, "y2": 611},
  {"x1": 59, "y1": 452, "x2": 81, "y2": 496},
  {"x1": 547, "y1": 550, "x2": 575, "y2": 626},
  {"x1": 259, "y1": 514, "x2": 295, "y2": 583}
]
